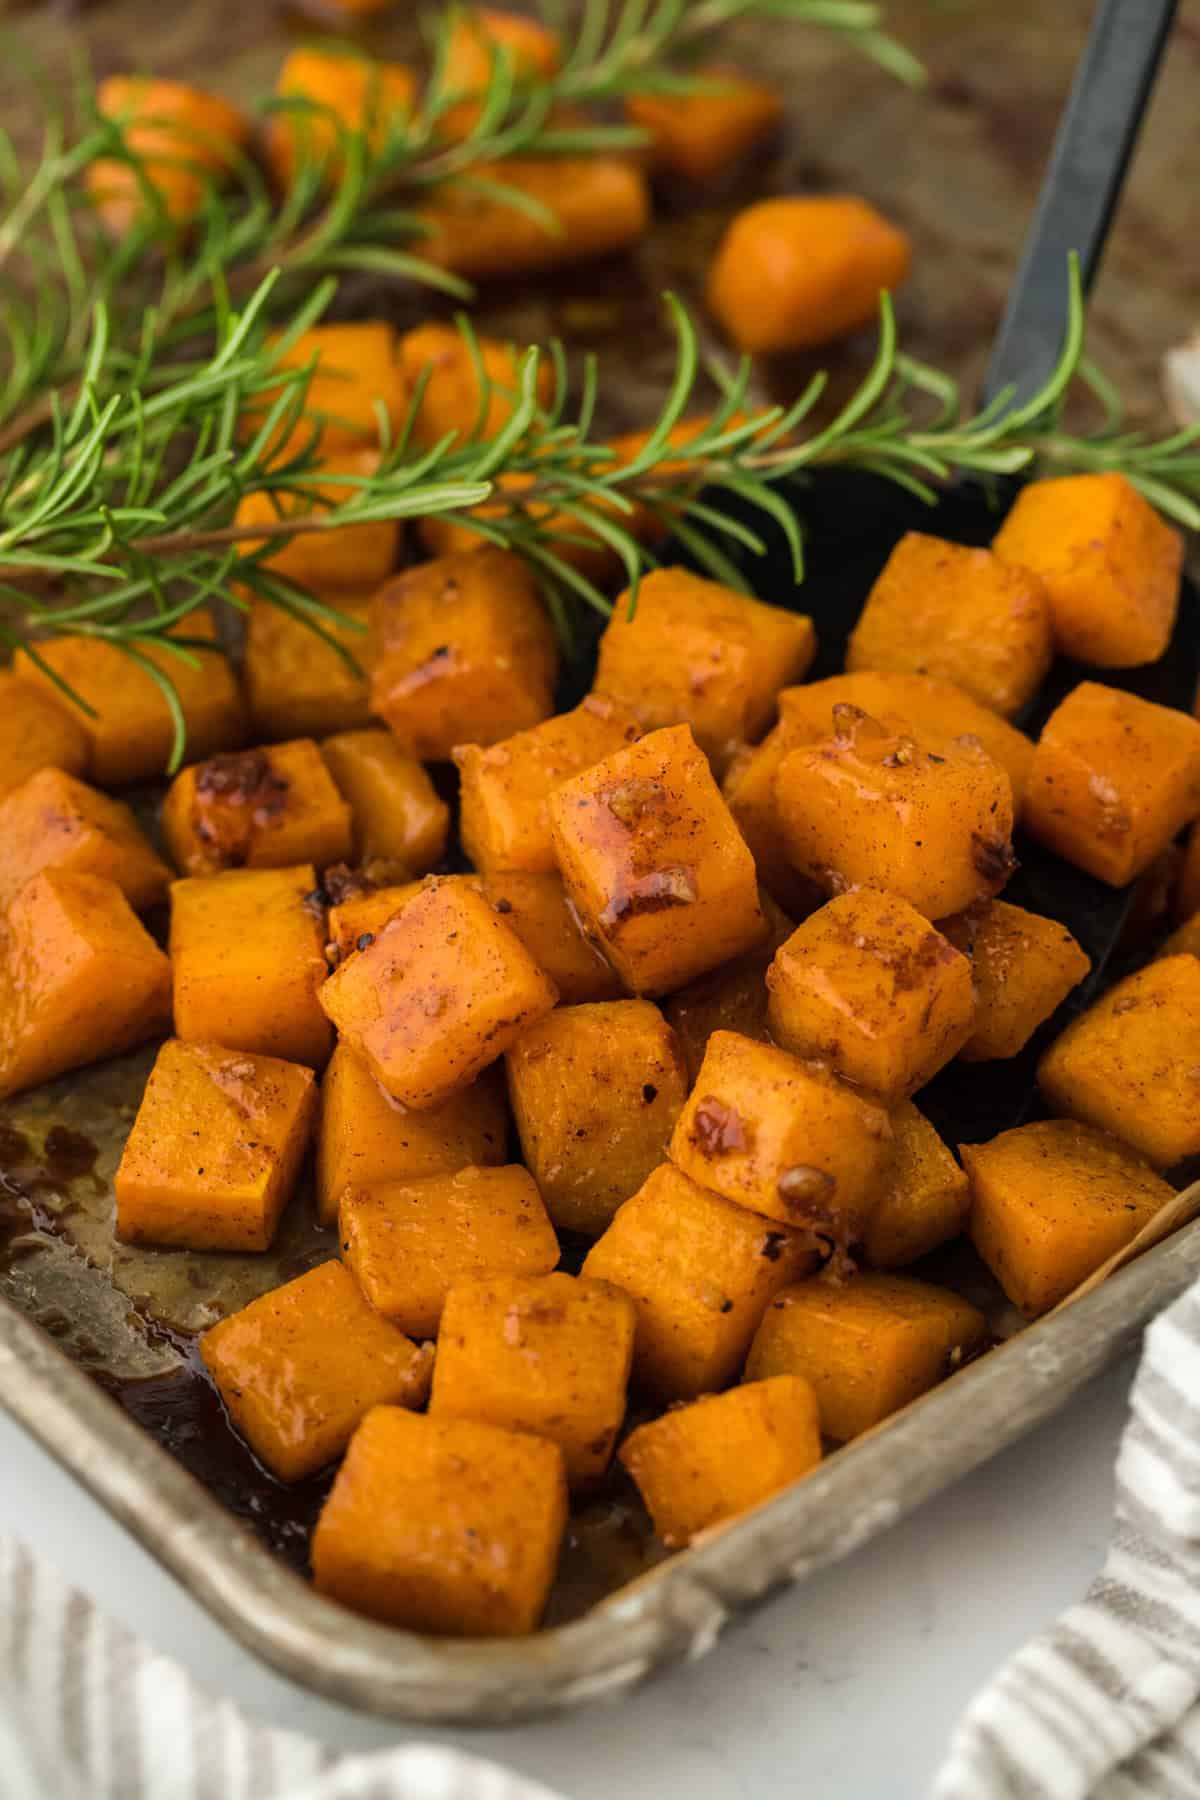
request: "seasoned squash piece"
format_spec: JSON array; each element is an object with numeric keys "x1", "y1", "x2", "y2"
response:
[
  {"x1": 443, "y1": 6, "x2": 561, "y2": 92},
  {"x1": 369, "y1": 549, "x2": 559, "y2": 760},
  {"x1": 15, "y1": 610, "x2": 245, "y2": 786},
  {"x1": 420, "y1": 154, "x2": 651, "y2": 280},
  {"x1": 0, "y1": 673, "x2": 90, "y2": 797},
  {"x1": 664, "y1": 893, "x2": 795, "y2": 1082},
  {"x1": 243, "y1": 591, "x2": 372, "y2": 742},
  {"x1": 669, "y1": 1030, "x2": 892, "y2": 1243},
  {"x1": 115, "y1": 1039, "x2": 317, "y2": 1251},
  {"x1": 320, "y1": 730, "x2": 449, "y2": 871},
  {"x1": 1025, "y1": 682, "x2": 1200, "y2": 887},
  {"x1": 0, "y1": 871, "x2": 171, "y2": 1101},
  {"x1": 265, "y1": 49, "x2": 417, "y2": 190},
  {"x1": 942, "y1": 900, "x2": 1091, "y2": 1060},
  {"x1": 87, "y1": 75, "x2": 249, "y2": 235},
  {"x1": 0, "y1": 767, "x2": 169, "y2": 913},
  {"x1": 312, "y1": 1406, "x2": 566, "y2": 1636},
  {"x1": 620, "y1": 1376, "x2": 821, "y2": 1547},
  {"x1": 170, "y1": 866, "x2": 332, "y2": 1067},
  {"x1": 161, "y1": 740, "x2": 352, "y2": 878},
  {"x1": 745, "y1": 1272, "x2": 986, "y2": 1441},
  {"x1": 431, "y1": 1272, "x2": 634, "y2": 1485},
  {"x1": 549, "y1": 724, "x2": 765, "y2": 995},
  {"x1": 506, "y1": 999, "x2": 688, "y2": 1235},
  {"x1": 399, "y1": 323, "x2": 555, "y2": 448},
  {"x1": 582, "y1": 1163, "x2": 815, "y2": 1398},
  {"x1": 961, "y1": 1119, "x2": 1175, "y2": 1317},
  {"x1": 863, "y1": 1104, "x2": 969, "y2": 1270},
  {"x1": 992, "y1": 472, "x2": 1183, "y2": 667},
  {"x1": 774, "y1": 707, "x2": 1016, "y2": 919},
  {"x1": 319, "y1": 877, "x2": 558, "y2": 1107},
  {"x1": 200, "y1": 1262, "x2": 432, "y2": 1482},
  {"x1": 455, "y1": 694, "x2": 642, "y2": 874},
  {"x1": 479, "y1": 870, "x2": 622, "y2": 1003},
  {"x1": 316, "y1": 1045, "x2": 507, "y2": 1227},
  {"x1": 234, "y1": 450, "x2": 399, "y2": 594},
  {"x1": 1038, "y1": 955, "x2": 1200, "y2": 1167},
  {"x1": 627, "y1": 66, "x2": 782, "y2": 183},
  {"x1": 766, "y1": 890, "x2": 974, "y2": 1105},
  {"x1": 846, "y1": 532, "x2": 1054, "y2": 718},
  {"x1": 594, "y1": 569, "x2": 816, "y2": 774},
  {"x1": 326, "y1": 882, "x2": 422, "y2": 963},
  {"x1": 708, "y1": 194, "x2": 911, "y2": 353},
  {"x1": 252, "y1": 322, "x2": 406, "y2": 454},
  {"x1": 338, "y1": 1164, "x2": 559, "y2": 1337}
]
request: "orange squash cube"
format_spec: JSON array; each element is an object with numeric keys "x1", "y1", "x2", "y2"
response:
[
  {"x1": 87, "y1": 75, "x2": 249, "y2": 235},
  {"x1": 338, "y1": 1164, "x2": 559, "y2": 1337},
  {"x1": 669, "y1": 1030, "x2": 893, "y2": 1243},
  {"x1": 745, "y1": 1272, "x2": 986, "y2": 1441},
  {"x1": 1025, "y1": 682, "x2": 1200, "y2": 887},
  {"x1": 863, "y1": 1103, "x2": 969, "y2": 1269},
  {"x1": 443, "y1": 7, "x2": 561, "y2": 93},
  {"x1": 325, "y1": 881, "x2": 422, "y2": 964},
  {"x1": 620, "y1": 1376, "x2": 822, "y2": 1547},
  {"x1": 0, "y1": 870, "x2": 171, "y2": 1101},
  {"x1": 431, "y1": 1273, "x2": 634, "y2": 1485},
  {"x1": 942, "y1": 900, "x2": 1091, "y2": 1060},
  {"x1": 252, "y1": 323, "x2": 407, "y2": 456},
  {"x1": 170, "y1": 866, "x2": 332, "y2": 1067},
  {"x1": 549, "y1": 724, "x2": 765, "y2": 995},
  {"x1": 312, "y1": 1407, "x2": 566, "y2": 1635},
  {"x1": 265, "y1": 49, "x2": 417, "y2": 190},
  {"x1": 1038, "y1": 955, "x2": 1200, "y2": 1167},
  {"x1": 161, "y1": 740, "x2": 353, "y2": 878},
  {"x1": 234, "y1": 450, "x2": 399, "y2": 594},
  {"x1": 766, "y1": 890, "x2": 975, "y2": 1105},
  {"x1": 455, "y1": 694, "x2": 642, "y2": 874},
  {"x1": 200, "y1": 1262, "x2": 432, "y2": 1482},
  {"x1": 320, "y1": 730, "x2": 448, "y2": 871},
  {"x1": 664, "y1": 897, "x2": 793, "y2": 1084},
  {"x1": 627, "y1": 66, "x2": 782, "y2": 183},
  {"x1": 774, "y1": 707, "x2": 1016, "y2": 919},
  {"x1": 582, "y1": 1163, "x2": 815, "y2": 1398},
  {"x1": 319, "y1": 877, "x2": 558, "y2": 1107},
  {"x1": 479, "y1": 871, "x2": 622, "y2": 1003},
  {"x1": 594, "y1": 569, "x2": 816, "y2": 775},
  {"x1": 961, "y1": 1119, "x2": 1175, "y2": 1317},
  {"x1": 115, "y1": 1039, "x2": 317, "y2": 1251},
  {"x1": 243, "y1": 591, "x2": 372, "y2": 742},
  {"x1": 399, "y1": 323, "x2": 555, "y2": 448},
  {"x1": 369, "y1": 549, "x2": 559, "y2": 760},
  {"x1": 0, "y1": 673, "x2": 90, "y2": 797},
  {"x1": 316, "y1": 1044, "x2": 507, "y2": 1227},
  {"x1": 992, "y1": 472, "x2": 1184, "y2": 667},
  {"x1": 420, "y1": 154, "x2": 651, "y2": 280},
  {"x1": 846, "y1": 532, "x2": 1054, "y2": 718},
  {"x1": 708, "y1": 194, "x2": 911, "y2": 353},
  {"x1": 0, "y1": 767, "x2": 169, "y2": 914},
  {"x1": 506, "y1": 999, "x2": 688, "y2": 1235}
]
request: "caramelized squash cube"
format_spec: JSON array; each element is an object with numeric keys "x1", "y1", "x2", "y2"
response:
[
  {"x1": 766, "y1": 890, "x2": 975, "y2": 1105},
  {"x1": 479, "y1": 870, "x2": 622, "y2": 1003},
  {"x1": 745, "y1": 1271, "x2": 986, "y2": 1441},
  {"x1": 233, "y1": 450, "x2": 399, "y2": 593},
  {"x1": 549, "y1": 724, "x2": 765, "y2": 995},
  {"x1": 863, "y1": 1104, "x2": 969, "y2": 1269},
  {"x1": 420, "y1": 154, "x2": 650, "y2": 281},
  {"x1": 664, "y1": 893, "x2": 795, "y2": 1083},
  {"x1": 312, "y1": 1406, "x2": 566, "y2": 1635},
  {"x1": 254, "y1": 322, "x2": 406, "y2": 453},
  {"x1": 266, "y1": 49, "x2": 417, "y2": 190},
  {"x1": 320, "y1": 729, "x2": 448, "y2": 871},
  {"x1": 161, "y1": 740, "x2": 352, "y2": 878},
  {"x1": 0, "y1": 673, "x2": 90, "y2": 797},
  {"x1": 338, "y1": 1164, "x2": 559, "y2": 1337},
  {"x1": 0, "y1": 767, "x2": 170, "y2": 913},
  {"x1": 627, "y1": 66, "x2": 782, "y2": 183},
  {"x1": 200, "y1": 1262, "x2": 432, "y2": 1482},
  {"x1": 87, "y1": 75, "x2": 249, "y2": 235},
  {"x1": 243, "y1": 591, "x2": 372, "y2": 742},
  {"x1": 942, "y1": 900, "x2": 1091, "y2": 1060},
  {"x1": 326, "y1": 882, "x2": 421, "y2": 963},
  {"x1": 620, "y1": 1376, "x2": 822, "y2": 1546},
  {"x1": 506, "y1": 999, "x2": 688, "y2": 1235},
  {"x1": 399, "y1": 322, "x2": 555, "y2": 449}
]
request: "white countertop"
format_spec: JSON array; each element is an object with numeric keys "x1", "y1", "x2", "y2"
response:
[{"x1": 0, "y1": 1351, "x2": 1135, "y2": 1800}]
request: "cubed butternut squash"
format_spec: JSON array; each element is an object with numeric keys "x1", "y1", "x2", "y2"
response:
[
  {"x1": 161, "y1": 740, "x2": 353, "y2": 878},
  {"x1": 320, "y1": 729, "x2": 449, "y2": 871},
  {"x1": 265, "y1": 49, "x2": 417, "y2": 190},
  {"x1": 0, "y1": 673, "x2": 90, "y2": 797},
  {"x1": 419, "y1": 155, "x2": 651, "y2": 280},
  {"x1": 627, "y1": 66, "x2": 782, "y2": 183},
  {"x1": 250, "y1": 322, "x2": 407, "y2": 456},
  {"x1": 664, "y1": 893, "x2": 795, "y2": 1083},
  {"x1": 325, "y1": 881, "x2": 423, "y2": 964},
  {"x1": 399, "y1": 322, "x2": 555, "y2": 448},
  {"x1": 862, "y1": 1103, "x2": 969, "y2": 1269},
  {"x1": 243, "y1": 591, "x2": 372, "y2": 742},
  {"x1": 0, "y1": 767, "x2": 170, "y2": 913},
  {"x1": 479, "y1": 870, "x2": 622, "y2": 1003},
  {"x1": 234, "y1": 451, "x2": 399, "y2": 594},
  {"x1": 941, "y1": 900, "x2": 1091, "y2": 1060},
  {"x1": 87, "y1": 75, "x2": 250, "y2": 235},
  {"x1": 442, "y1": 6, "x2": 561, "y2": 93}
]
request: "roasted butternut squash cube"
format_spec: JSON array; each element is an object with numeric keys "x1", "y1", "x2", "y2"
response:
[
  {"x1": 863, "y1": 1104, "x2": 969, "y2": 1269},
  {"x1": 87, "y1": 75, "x2": 249, "y2": 235},
  {"x1": 582, "y1": 1163, "x2": 815, "y2": 1398},
  {"x1": 265, "y1": 49, "x2": 417, "y2": 190},
  {"x1": 253, "y1": 322, "x2": 406, "y2": 454},
  {"x1": 0, "y1": 673, "x2": 90, "y2": 797},
  {"x1": 0, "y1": 767, "x2": 170, "y2": 913},
  {"x1": 443, "y1": 6, "x2": 561, "y2": 92},
  {"x1": 627, "y1": 65, "x2": 782, "y2": 183},
  {"x1": 325, "y1": 881, "x2": 422, "y2": 963},
  {"x1": 234, "y1": 451, "x2": 399, "y2": 593},
  {"x1": 319, "y1": 877, "x2": 558, "y2": 1107},
  {"x1": 961, "y1": 1119, "x2": 1174, "y2": 1317},
  {"x1": 774, "y1": 708, "x2": 1016, "y2": 919},
  {"x1": 745, "y1": 1272, "x2": 986, "y2": 1441},
  {"x1": 669, "y1": 1031, "x2": 893, "y2": 1244},
  {"x1": 1038, "y1": 955, "x2": 1200, "y2": 1167},
  {"x1": 455, "y1": 694, "x2": 642, "y2": 874},
  {"x1": 420, "y1": 154, "x2": 650, "y2": 280},
  {"x1": 312, "y1": 1406, "x2": 566, "y2": 1635},
  {"x1": 243, "y1": 591, "x2": 372, "y2": 742},
  {"x1": 506, "y1": 999, "x2": 688, "y2": 1235},
  {"x1": 317, "y1": 1044, "x2": 507, "y2": 1227},
  {"x1": 1025, "y1": 682, "x2": 1200, "y2": 887},
  {"x1": 399, "y1": 323, "x2": 555, "y2": 448},
  {"x1": 549, "y1": 724, "x2": 765, "y2": 995},
  {"x1": 664, "y1": 893, "x2": 795, "y2": 1082},
  {"x1": 0, "y1": 870, "x2": 171, "y2": 1101},
  {"x1": 338, "y1": 1164, "x2": 559, "y2": 1337},
  {"x1": 846, "y1": 532, "x2": 1054, "y2": 718},
  {"x1": 320, "y1": 730, "x2": 448, "y2": 872},
  {"x1": 170, "y1": 866, "x2": 332, "y2": 1067},
  {"x1": 992, "y1": 472, "x2": 1184, "y2": 667},
  {"x1": 115, "y1": 1039, "x2": 317, "y2": 1251},
  {"x1": 200, "y1": 1261, "x2": 432, "y2": 1482},
  {"x1": 479, "y1": 871, "x2": 622, "y2": 1003},
  {"x1": 369, "y1": 549, "x2": 559, "y2": 760},
  {"x1": 942, "y1": 900, "x2": 1091, "y2": 1060},
  {"x1": 766, "y1": 890, "x2": 975, "y2": 1105},
  {"x1": 161, "y1": 740, "x2": 352, "y2": 878},
  {"x1": 620, "y1": 1376, "x2": 821, "y2": 1547},
  {"x1": 15, "y1": 610, "x2": 245, "y2": 785},
  {"x1": 594, "y1": 569, "x2": 816, "y2": 774},
  {"x1": 431, "y1": 1272, "x2": 634, "y2": 1485},
  {"x1": 708, "y1": 194, "x2": 911, "y2": 353}
]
